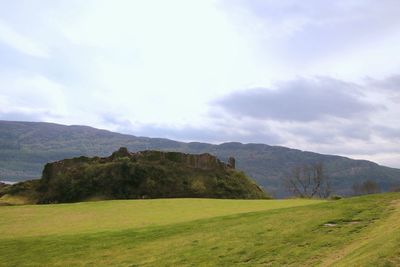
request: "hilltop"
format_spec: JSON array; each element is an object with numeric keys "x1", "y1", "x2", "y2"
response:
[
  {"x1": 1, "y1": 120, "x2": 400, "y2": 196},
  {"x1": 0, "y1": 148, "x2": 266, "y2": 204}
]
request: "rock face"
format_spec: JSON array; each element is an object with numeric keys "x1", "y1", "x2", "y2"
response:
[{"x1": 36, "y1": 148, "x2": 266, "y2": 203}]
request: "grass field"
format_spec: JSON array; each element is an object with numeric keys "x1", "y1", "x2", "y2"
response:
[{"x1": 0, "y1": 194, "x2": 399, "y2": 266}]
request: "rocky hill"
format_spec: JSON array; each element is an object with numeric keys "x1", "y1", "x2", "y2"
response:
[
  {"x1": 0, "y1": 148, "x2": 266, "y2": 203},
  {"x1": 1, "y1": 120, "x2": 400, "y2": 197}
]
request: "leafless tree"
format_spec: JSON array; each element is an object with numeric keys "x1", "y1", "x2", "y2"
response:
[
  {"x1": 389, "y1": 184, "x2": 400, "y2": 192},
  {"x1": 352, "y1": 180, "x2": 381, "y2": 196},
  {"x1": 285, "y1": 162, "x2": 331, "y2": 198}
]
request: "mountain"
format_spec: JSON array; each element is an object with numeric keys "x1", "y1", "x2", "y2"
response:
[
  {"x1": 0, "y1": 148, "x2": 266, "y2": 203},
  {"x1": 1, "y1": 120, "x2": 400, "y2": 197}
]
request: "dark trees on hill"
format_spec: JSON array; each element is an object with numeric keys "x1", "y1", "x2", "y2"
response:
[
  {"x1": 390, "y1": 184, "x2": 400, "y2": 192},
  {"x1": 285, "y1": 163, "x2": 331, "y2": 198},
  {"x1": 352, "y1": 180, "x2": 381, "y2": 196}
]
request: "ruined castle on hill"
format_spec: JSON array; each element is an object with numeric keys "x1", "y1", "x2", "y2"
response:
[
  {"x1": 31, "y1": 147, "x2": 266, "y2": 203},
  {"x1": 111, "y1": 147, "x2": 236, "y2": 170}
]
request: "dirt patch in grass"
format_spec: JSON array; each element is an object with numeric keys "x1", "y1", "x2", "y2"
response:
[{"x1": 319, "y1": 199, "x2": 400, "y2": 266}]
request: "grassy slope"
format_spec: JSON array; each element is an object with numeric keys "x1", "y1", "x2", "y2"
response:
[
  {"x1": 0, "y1": 194, "x2": 399, "y2": 266},
  {"x1": 0, "y1": 198, "x2": 318, "y2": 239}
]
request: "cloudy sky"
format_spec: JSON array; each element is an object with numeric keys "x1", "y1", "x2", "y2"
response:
[{"x1": 0, "y1": 0, "x2": 399, "y2": 167}]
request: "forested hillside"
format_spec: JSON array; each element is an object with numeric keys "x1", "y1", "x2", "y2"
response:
[{"x1": 1, "y1": 120, "x2": 400, "y2": 196}]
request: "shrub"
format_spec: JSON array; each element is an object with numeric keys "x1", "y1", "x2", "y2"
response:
[{"x1": 330, "y1": 195, "x2": 342, "y2": 200}]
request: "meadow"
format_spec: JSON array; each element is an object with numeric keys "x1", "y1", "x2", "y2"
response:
[{"x1": 1, "y1": 194, "x2": 399, "y2": 266}]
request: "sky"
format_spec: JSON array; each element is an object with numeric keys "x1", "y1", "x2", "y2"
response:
[{"x1": 0, "y1": 0, "x2": 399, "y2": 167}]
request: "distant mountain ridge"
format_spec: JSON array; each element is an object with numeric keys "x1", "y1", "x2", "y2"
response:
[{"x1": 1, "y1": 120, "x2": 399, "y2": 197}]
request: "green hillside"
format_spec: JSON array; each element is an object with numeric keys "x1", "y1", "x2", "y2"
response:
[
  {"x1": 1, "y1": 120, "x2": 400, "y2": 196},
  {"x1": 0, "y1": 194, "x2": 399, "y2": 266}
]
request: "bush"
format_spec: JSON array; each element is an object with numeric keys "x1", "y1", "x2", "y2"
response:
[{"x1": 330, "y1": 195, "x2": 342, "y2": 200}]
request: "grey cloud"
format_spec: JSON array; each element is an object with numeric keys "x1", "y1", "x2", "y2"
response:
[
  {"x1": 214, "y1": 77, "x2": 380, "y2": 122},
  {"x1": 101, "y1": 114, "x2": 136, "y2": 133},
  {"x1": 100, "y1": 113, "x2": 282, "y2": 144},
  {"x1": 368, "y1": 75, "x2": 400, "y2": 92},
  {"x1": 339, "y1": 124, "x2": 373, "y2": 140},
  {"x1": 287, "y1": 127, "x2": 339, "y2": 144},
  {"x1": 0, "y1": 110, "x2": 57, "y2": 122},
  {"x1": 374, "y1": 126, "x2": 400, "y2": 140},
  {"x1": 220, "y1": 0, "x2": 400, "y2": 67},
  {"x1": 134, "y1": 124, "x2": 282, "y2": 145}
]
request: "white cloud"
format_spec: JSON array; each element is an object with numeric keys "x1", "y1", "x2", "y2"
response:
[
  {"x1": 52, "y1": 0, "x2": 258, "y2": 126},
  {"x1": 219, "y1": 0, "x2": 400, "y2": 82},
  {"x1": 0, "y1": 0, "x2": 399, "y2": 167},
  {"x1": 0, "y1": 73, "x2": 67, "y2": 120},
  {"x1": 0, "y1": 19, "x2": 49, "y2": 58}
]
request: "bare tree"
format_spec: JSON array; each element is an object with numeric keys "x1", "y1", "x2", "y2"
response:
[
  {"x1": 352, "y1": 180, "x2": 381, "y2": 196},
  {"x1": 285, "y1": 162, "x2": 331, "y2": 198},
  {"x1": 389, "y1": 184, "x2": 400, "y2": 192}
]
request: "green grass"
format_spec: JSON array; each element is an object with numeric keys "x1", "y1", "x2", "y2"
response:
[
  {"x1": 0, "y1": 194, "x2": 399, "y2": 266},
  {"x1": 0, "y1": 198, "x2": 320, "y2": 239}
]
